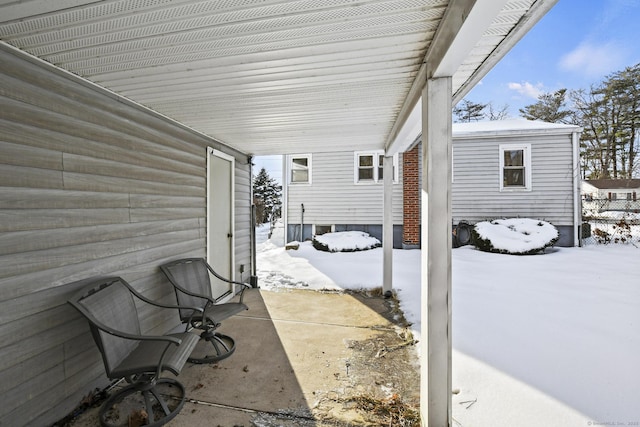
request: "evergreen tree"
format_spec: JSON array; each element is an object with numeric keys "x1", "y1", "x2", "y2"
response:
[
  {"x1": 605, "y1": 64, "x2": 639, "y2": 178},
  {"x1": 519, "y1": 88, "x2": 572, "y2": 123},
  {"x1": 571, "y1": 63, "x2": 640, "y2": 179},
  {"x1": 453, "y1": 99, "x2": 487, "y2": 122},
  {"x1": 253, "y1": 167, "x2": 282, "y2": 224}
]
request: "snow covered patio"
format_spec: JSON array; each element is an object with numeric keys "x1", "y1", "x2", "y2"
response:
[{"x1": 257, "y1": 224, "x2": 640, "y2": 426}]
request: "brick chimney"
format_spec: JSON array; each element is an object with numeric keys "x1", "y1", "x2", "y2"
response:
[{"x1": 402, "y1": 144, "x2": 420, "y2": 248}]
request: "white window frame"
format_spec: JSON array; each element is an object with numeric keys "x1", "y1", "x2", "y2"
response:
[
  {"x1": 354, "y1": 151, "x2": 398, "y2": 184},
  {"x1": 499, "y1": 144, "x2": 531, "y2": 191},
  {"x1": 288, "y1": 154, "x2": 312, "y2": 185}
]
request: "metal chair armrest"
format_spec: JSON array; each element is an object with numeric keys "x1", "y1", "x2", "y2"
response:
[
  {"x1": 201, "y1": 301, "x2": 219, "y2": 325},
  {"x1": 204, "y1": 262, "x2": 251, "y2": 304},
  {"x1": 235, "y1": 282, "x2": 251, "y2": 304},
  {"x1": 96, "y1": 320, "x2": 182, "y2": 346},
  {"x1": 123, "y1": 281, "x2": 207, "y2": 313}
]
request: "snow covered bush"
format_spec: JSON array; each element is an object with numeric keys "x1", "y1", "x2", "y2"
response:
[
  {"x1": 312, "y1": 231, "x2": 381, "y2": 253},
  {"x1": 471, "y1": 218, "x2": 559, "y2": 255}
]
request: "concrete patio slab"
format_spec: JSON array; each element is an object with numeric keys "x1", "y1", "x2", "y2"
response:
[{"x1": 64, "y1": 288, "x2": 420, "y2": 426}]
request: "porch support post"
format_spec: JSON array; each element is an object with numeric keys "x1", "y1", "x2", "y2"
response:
[
  {"x1": 382, "y1": 154, "x2": 394, "y2": 296},
  {"x1": 420, "y1": 76, "x2": 452, "y2": 426}
]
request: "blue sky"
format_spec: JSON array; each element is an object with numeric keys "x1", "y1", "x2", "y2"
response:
[
  {"x1": 466, "y1": 0, "x2": 640, "y2": 116},
  {"x1": 254, "y1": 155, "x2": 284, "y2": 184},
  {"x1": 254, "y1": 0, "x2": 640, "y2": 181}
]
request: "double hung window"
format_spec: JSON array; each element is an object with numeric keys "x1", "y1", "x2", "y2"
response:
[
  {"x1": 354, "y1": 151, "x2": 397, "y2": 183},
  {"x1": 499, "y1": 144, "x2": 531, "y2": 191},
  {"x1": 289, "y1": 154, "x2": 311, "y2": 184}
]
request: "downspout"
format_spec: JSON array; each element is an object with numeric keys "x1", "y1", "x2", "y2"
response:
[
  {"x1": 572, "y1": 130, "x2": 581, "y2": 247},
  {"x1": 382, "y1": 154, "x2": 393, "y2": 297},
  {"x1": 249, "y1": 155, "x2": 258, "y2": 287},
  {"x1": 282, "y1": 155, "x2": 288, "y2": 245},
  {"x1": 300, "y1": 203, "x2": 305, "y2": 241}
]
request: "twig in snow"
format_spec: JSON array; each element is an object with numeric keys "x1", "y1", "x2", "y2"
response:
[
  {"x1": 459, "y1": 398, "x2": 477, "y2": 409},
  {"x1": 374, "y1": 339, "x2": 417, "y2": 358}
]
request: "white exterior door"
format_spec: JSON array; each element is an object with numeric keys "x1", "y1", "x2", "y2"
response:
[{"x1": 207, "y1": 148, "x2": 235, "y2": 300}]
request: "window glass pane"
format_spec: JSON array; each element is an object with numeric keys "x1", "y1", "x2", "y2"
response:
[
  {"x1": 357, "y1": 154, "x2": 375, "y2": 181},
  {"x1": 359, "y1": 168, "x2": 374, "y2": 180},
  {"x1": 291, "y1": 156, "x2": 309, "y2": 183},
  {"x1": 292, "y1": 170, "x2": 308, "y2": 182},
  {"x1": 504, "y1": 150, "x2": 523, "y2": 166},
  {"x1": 359, "y1": 155, "x2": 373, "y2": 167},
  {"x1": 503, "y1": 168, "x2": 525, "y2": 186},
  {"x1": 292, "y1": 158, "x2": 308, "y2": 168}
]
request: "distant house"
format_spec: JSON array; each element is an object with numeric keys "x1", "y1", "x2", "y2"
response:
[
  {"x1": 283, "y1": 151, "x2": 405, "y2": 247},
  {"x1": 581, "y1": 179, "x2": 640, "y2": 217},
  {"x1": 581, "y1": 179, "x2": 640, "y2": 201},
  {"x1": 284, "y1": 120, "x2": 583, "y2": 247}
]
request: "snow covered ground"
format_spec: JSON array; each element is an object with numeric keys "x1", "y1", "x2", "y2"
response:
[{"x1": 256, "y1": 223, "x2": 640, "y2": 426}]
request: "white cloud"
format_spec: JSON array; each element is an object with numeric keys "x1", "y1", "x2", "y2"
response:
[
  {"x1": 507, "y1": 81, "x2": 544, "y2": 99},
  {"x1": 559, "y1": 41, "x2": 626, "y2": 78}
]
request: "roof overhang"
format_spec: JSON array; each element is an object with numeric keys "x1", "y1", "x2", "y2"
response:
[
  {"x1": 452, "y1": 119, "x2": 583, "y2": 139},
  {"x1": 0, "y1": 0, "x2": 557, "y2": 156},
  {"x1": 385, "y1": 0, "x2": 558, "y2": 155}
]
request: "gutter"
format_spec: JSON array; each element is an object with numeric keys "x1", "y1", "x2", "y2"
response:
[
  {"x1": 454, "y1": 0, "x2": 559, "y2": 103},
  {"x1": 385, "y1": 0, "x2": 559, "y2": 156}
]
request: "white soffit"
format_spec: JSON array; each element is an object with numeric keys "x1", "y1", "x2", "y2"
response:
[
  {"x1": 0, "y1": 0, "x2": 552, "y2": 156},
  {"x1": 385, "y1": 0, "x2": 557, "y2": 155}
]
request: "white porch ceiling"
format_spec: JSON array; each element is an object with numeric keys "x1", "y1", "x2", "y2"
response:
[{"x1": 0, "y1": 0, "x2": 555, "y2": 156}]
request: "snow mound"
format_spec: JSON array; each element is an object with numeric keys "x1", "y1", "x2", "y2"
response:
[
  {"x1": 472, "y1": 218, "x2": 558, "y2": 255},
  {"x1": 312, "y1": 231, "x2": 382, "y2": 252},
  {"x1": 268, "y1": 219, "x2": 285, "y2": 247},
  {"x1": 595, "y1": 210, "x2": 640, "y2": 221}
]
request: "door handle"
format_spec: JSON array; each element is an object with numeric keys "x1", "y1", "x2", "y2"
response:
[{"x1": 227, "y1": 233, "x2": 233, "y2": 238}]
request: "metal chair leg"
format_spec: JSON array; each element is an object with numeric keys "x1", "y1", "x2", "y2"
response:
[
  {"x1": 99, "y1": 378, "x2": 186, "y2": 427},
  {"x1": 187, "y1": 330, "x2": 236, "y2": 364}
]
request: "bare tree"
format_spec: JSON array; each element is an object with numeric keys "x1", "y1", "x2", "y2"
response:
[{"x1": 487, "y1": 102, "x2": 510, "y2": 121}]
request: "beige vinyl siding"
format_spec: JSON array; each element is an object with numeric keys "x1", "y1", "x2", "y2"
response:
[
  {"x1": 452, "y1": 133, "x2": 575, "y2": 226},
  {"x1": 287, "y1": 151, "x2": 403, "y2": 225},
  {"x1": 0, "y1": 45, "x2": 251, "y2": 426}
]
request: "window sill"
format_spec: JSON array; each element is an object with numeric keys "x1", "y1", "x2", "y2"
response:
[
  {"x1": 500, "y1": 187, "x2": 531, "y2": 192},
  {"x1": 354, "y1": 181, "x2": 399, "y2": 185}
]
